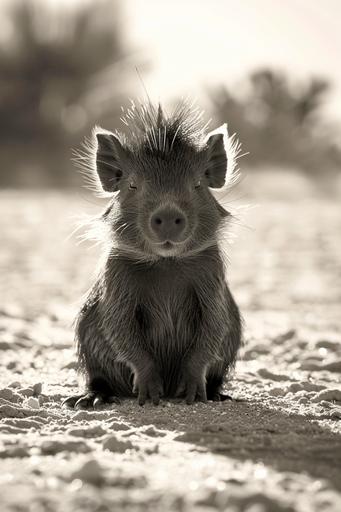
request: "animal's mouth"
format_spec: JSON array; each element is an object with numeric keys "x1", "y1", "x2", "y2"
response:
[
  {"x1": 151, "y1": 240, "x2": 186, "y2": 257},
  {"x1": 162, "y1": 241, "x2": 175, "y2": 250}
]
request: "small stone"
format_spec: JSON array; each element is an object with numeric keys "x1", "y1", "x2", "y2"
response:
[
  {"x1": 273, "y1": 329, "x2": 296, "y2": 344},
  {"x1": 140, "y1": 425, "x2": 167, "y2": 437},
  {"x1": 8, "y1": 381, "x2": 21, "y2": 388},
  {"x1": 63, "y1": 361, "x2": 78, "y2": 370},
  {"x1": 102, "y1": 435, "x2": 134, "y2": 453},
  {"x1": 0, "y1": 388, "x2": 14, "y2": 400},
  {"x1": 300, "y1": 361, "x2": 320, "y2": 371},
  {"x1": 268, "y1": 387, "x2": 287, "y2": 397},
  {"x1": 145, "y1": 444, "x2": 159, "y2": 454},
  {"x1": 6, "y1": 361, "x2": 17, "y2": 370},
  {"x1": 320, "y1": 400, "x2": 333, "y2": 408},
  {"x1": 0, "y1": 404, "x2": 23, "y2": 418},
  {"x1": 19, "y1": 388, "x2": 34, "y2": 398},
  {"x1": 108, "y1": 421, "x2": 131, "y2": 431},
  {"x1": 257, "y1": 368, "x2": 291, "y2": 382},
  {"x1": 330, "y1": 409, "x2": 341, "y2": 419},
  {"x1": 41, "y1": 439, "x2": 91, "y2": 455},
  {"x1": 71, "y1": 458, "x2": 105, "y2": 486},
  {"x1": 311, "y1": 389, "x2": 341, "y2": 403},
  {"x1": 0, "y1": 446, "x2": 29, "y2": 458},
  {"x1": 322, "y1": 361, "x2": 341, "y2": 372},
  {"x1": 68, "y1": 425, "x2": 107, "y2": 438},
  {"x1": 315, "y1": 339, "x2": 340, "y2": 351},
  {"x1": 26, "y1": 397, "x2": 40, "y2": 409},
  {"x1": 33, "y1": 383, "x2": 42, "y2": 396},
  {"x1": 0, "y1": 341, "x2": 12, "y2": 350}
]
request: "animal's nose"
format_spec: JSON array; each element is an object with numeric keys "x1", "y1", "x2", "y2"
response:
[{"x1": 150, "y1": 207, "x2": 187, "y2": 242}]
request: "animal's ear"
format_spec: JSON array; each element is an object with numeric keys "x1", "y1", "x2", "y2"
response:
[
  {"x1": 204, "y1": 124, "x2": 229, "y2": 188},
  {"x1": 95, "y1": 131, "x2": 124, "y2": 192}
]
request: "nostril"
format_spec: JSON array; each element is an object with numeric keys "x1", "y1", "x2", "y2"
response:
[{"x1": 150, "y1": 208, "x2": 187, "y2": 240}]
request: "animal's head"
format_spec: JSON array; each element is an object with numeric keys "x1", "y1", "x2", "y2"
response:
[{"x1": 86, "y1": 102, "x2": 241, "y2": 260}]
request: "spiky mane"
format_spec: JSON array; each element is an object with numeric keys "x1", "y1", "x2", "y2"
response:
[
  {"x1": 72, "y1": 99, "x2": 244, "y2": 198},
  {"x1": 119, "y1": 100, "x2": 210, "y2": 155}
]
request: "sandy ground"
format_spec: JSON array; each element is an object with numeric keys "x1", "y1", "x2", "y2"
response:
[{"x1": 0, "y1": 177, "x2": 341, "y2": 511}]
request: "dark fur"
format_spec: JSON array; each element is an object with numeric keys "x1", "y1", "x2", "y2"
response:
[{"x1": 64, "y1": 101, "x2": 242, "y2": 408}]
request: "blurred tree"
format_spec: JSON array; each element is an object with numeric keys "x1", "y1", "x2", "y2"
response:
[
  {"x1": 207, "y1": 69, "x2": 340, "y2": 175},
  {"x1": 0, "y1": 0, "x2": 141, "y2": 186}
]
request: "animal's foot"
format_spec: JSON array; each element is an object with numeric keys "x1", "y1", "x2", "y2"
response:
[
  {"x1": 62, "y1": 392, "x2": 120, "y2": 410},
  {"x1": 133, "y1": 367, "x2": 164, "y2": 406},
  {"x1": 176, "y1": 373, "x2": 207, "y2": 405},
  {"x1": 209, "y1": 392, "x2": 233, "y2": 402}
]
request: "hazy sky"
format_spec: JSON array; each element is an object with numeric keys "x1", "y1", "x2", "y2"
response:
[{"x1": 124, "y1": 0, "x2": 341, "y2": 121}]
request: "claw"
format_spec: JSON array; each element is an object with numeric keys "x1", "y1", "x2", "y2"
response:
[
  {"x1": 75, "y1": 393, "x2": 94, "y2": 409},
  {"x1": 62, "y1": 395, "x2": 82, "y2": 408},
  {"x1": 62, "y1": 391, "x2": 121, "y2": 410},
  {"x1": 93, "y1": 395, "x2": 104, "y2": 409}
]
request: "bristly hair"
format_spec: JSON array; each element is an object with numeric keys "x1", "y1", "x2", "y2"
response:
[
  {"x1": 119, "y1": 99, "x2": 210, "y2": 155},
  {"x1": 72, "y1": 99, "x2": 245, "y2": 198},
  {"x1": 72, "y1": 99, "x2": 211, "y2": 197}
]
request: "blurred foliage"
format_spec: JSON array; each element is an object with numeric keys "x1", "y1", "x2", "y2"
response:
[
  {"x1": 0, "y1": 0, "x2": 142, "y2": 187},
  {"x1": 207, "y1": 70, "x2": 341, "y2": 175},
  {"x1": 0, "y1": 1, "x2": 339, "y2": 187}
]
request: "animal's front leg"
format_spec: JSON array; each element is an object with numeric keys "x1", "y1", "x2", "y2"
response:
[
  {"x1": 118, "y1": 347, "x2": 163, "y2": 406},
  {"x1": 132, "y1": 359, "x2": 164, "y2": 406},
  {"x1": 176, "y1": 352, "x2": 208, "y2": 404}
]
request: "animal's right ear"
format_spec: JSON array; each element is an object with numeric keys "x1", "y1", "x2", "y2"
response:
[
  {"x1": 95, "y1": 132, "x2": 124, "y2": 192},
  {"x1": 204, "y1": 124, "x2": 229, "y2": 188}
]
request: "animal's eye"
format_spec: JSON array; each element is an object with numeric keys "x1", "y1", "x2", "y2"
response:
[
  {"x1": 129, "y1": 182, "x2": 137, "y2": 190},
  {"x1": 195, "y1": 180, "x2": 201, "y2": 189}
]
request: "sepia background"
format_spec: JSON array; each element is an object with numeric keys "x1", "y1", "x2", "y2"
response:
[{"x1": 0, "y1": 1, "x2": 341, "y2": 512}]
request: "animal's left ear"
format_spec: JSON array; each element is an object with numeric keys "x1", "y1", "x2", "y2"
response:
[{"x1": 204, "y1": 124, "x2": 229, "y2": 188}]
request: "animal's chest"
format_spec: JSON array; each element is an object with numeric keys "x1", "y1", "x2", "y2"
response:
[{"x1": 136, "y1": 279, "x2": 201, "y2": 355}]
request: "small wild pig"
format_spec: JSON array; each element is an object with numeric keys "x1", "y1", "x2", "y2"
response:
[{"x1": 63, "y1": 101, "x2": 242, "y2": 408}]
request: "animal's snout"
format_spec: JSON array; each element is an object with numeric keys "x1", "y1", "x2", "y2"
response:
[{"x1": 150, "y1": 206, "x2": 187, "y2": 242}]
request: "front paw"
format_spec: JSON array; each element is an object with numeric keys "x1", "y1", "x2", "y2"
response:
[
  {"x1": 176, "y1": 371, "x2": 207, "y2": 405},
  {"x1": 133, "y1": 367, "x2": 163, "y2": 406}
]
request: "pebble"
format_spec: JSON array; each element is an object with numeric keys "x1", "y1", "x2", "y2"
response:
[
  {"x1": 68, "y1": 425, "x2": 107, "y2": 438},
  {"x1": 108, "y1": 421, "x2": 131, "y2": 431},
  {"x1": 26, "y1": 397, "x2": 40, "y2": 409},
  {"x1": 287, "y1": 382, "x2": 326, "y2": 393},
  {"x1": 145, "y1": 444, "x2": 159, "y2": 455},
  {"x1": 268, "y1": 387, "x2": 287, "y2": 397},
  {"x1": 71, "y1": 458, "x2": 105, "y2": 486},
  {"x1": 0, "y1": 404, "x2": 24, "y2": 418},
  {"x1": 273, "y1": 329, "x2": 296, "y2": 344},
  {"x1": 63, "y1": 361, "x2": 78, "y2": 370},
  {"x1": 330, "y1": 409, "x2": 341, "y2": 419},
  {"x1": 0, "y1": 341, "x2": 12, "y2": 350},
  {"x1": 311, "y1": 389, "x2": 341, "y2": 403},
  {"x1": 33, "y1": 383, "x2": 42, "y2": 396},
  {"x1": 102, "y1": 435, "x2": 134, "y2": 453},
  {"x1": 322, "y1": 361, "x2": 341, "y2": 372},
  {"x1": 41, "y1": 439, "x2": 91, "y2": 455},
  {"x1": 19, "y1": 388, "x2": 34, "y2": 398},
  {"x1": 0, "y1": 388, "x2": 14, "y2": 401},
  {"x1": 0, "y1": 446, "x2": 30, "y2": 458},
  {"x1": 301, "y1": 360, "x2": 341, "y2": 372},
  {"x1": 139, "y1": 425, "x2": 167, "y2": 437},
  {"x1": 257, "y1": 369, "x2": 292, "y2": 382},
  {"x1": 315, "y1": 339, "x2": 341, "y2": 351},
  {"x1": 8, "y1": 381, "x2": 21, "y2": 389}
]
